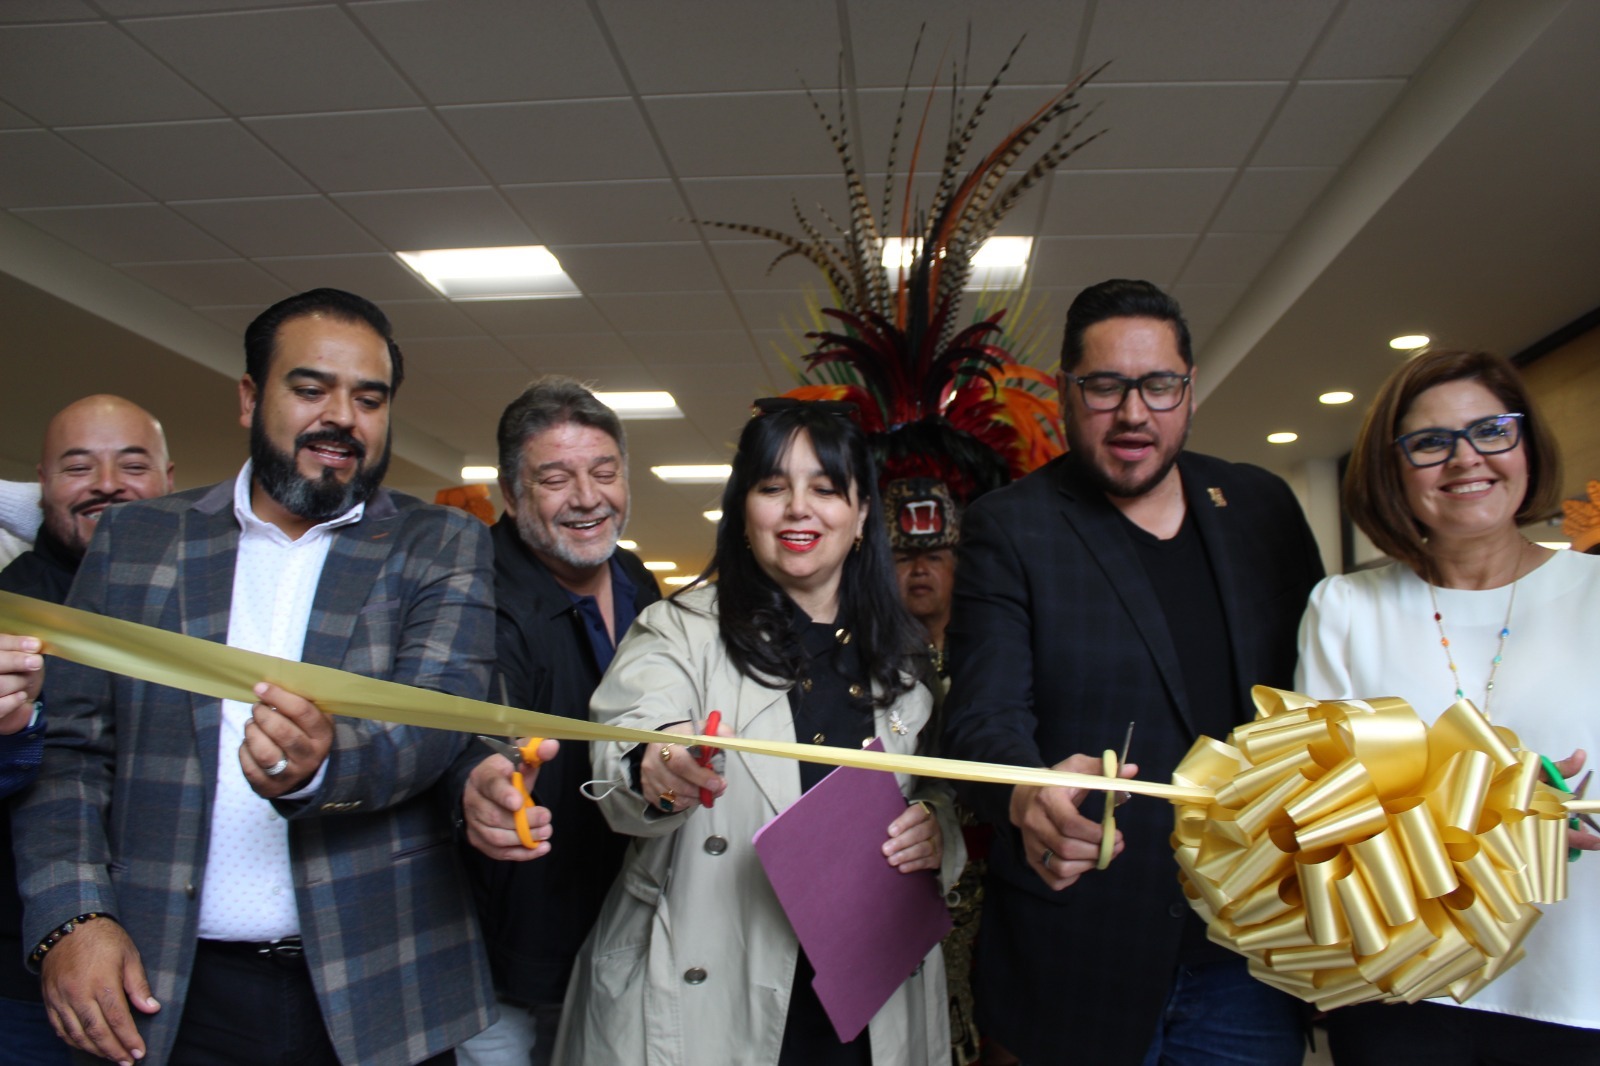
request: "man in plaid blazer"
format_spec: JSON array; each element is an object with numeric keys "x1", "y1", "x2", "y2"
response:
[
  {"x1": 943, "y1": 280, "x2": 1324, "y2": 1065},
  {"x1": 13, "y1": 289, "x2": 516, "y2": 1065}
]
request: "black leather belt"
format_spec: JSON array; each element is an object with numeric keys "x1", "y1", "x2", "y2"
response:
[{"x1": 200, "y1": 935, "x2": 306, "y2": 964}]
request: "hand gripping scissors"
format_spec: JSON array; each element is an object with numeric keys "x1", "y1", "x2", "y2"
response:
[
  {"x1": 690, "y1": 711, "x2": 724, "y2": 809},
  {"x1": 476, "y1": 736, "x2": 545, "y2": 850}
]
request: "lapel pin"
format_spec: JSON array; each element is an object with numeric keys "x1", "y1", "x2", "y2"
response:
[{"x1": 1207, "y1": 487, "x2": 1228, "y2": 508}]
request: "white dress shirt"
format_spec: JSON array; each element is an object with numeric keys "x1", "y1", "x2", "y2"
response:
[{"x1": 196, "y1": 462, "x2": 362, "y2": 941}]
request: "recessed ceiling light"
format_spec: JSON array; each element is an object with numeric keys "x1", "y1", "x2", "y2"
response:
[
  {"x1": 594, "y1": 391, "x2": 683, "y2": 419},
  {"x1": 703, "y1": 509, "x2": 723, "y2": 522},
  {"x1": 651, "y1": 464, "x2": 732, "y2": 484},
  {"x1": 460, "y1": 465, "x2": 498, "y2": 481},
  {"x1": 1389, "y1": 334, "x2": 1430, "y2": 351},
  {"x1": 1267, "y1": 432, "x2": 1299, "y2": 445},
  {"x1": 617, "y1": 539, "x2": 638, "y2": 550},
  {"x1": 1318, "y1": 391, "x2": 1354, "y2": 405},
  {"x1": 643, "y1": 561, "x2": 676, "y2": 572},
  {"x1": 396, "y1": 245, "x2": 580, "y2": 301},
  {"x1": 663, "y1": 575, "x2": 698, "y2": 586},
  {"x1": 880, "y1": 236, "x2": 1032, "y2": 290}
]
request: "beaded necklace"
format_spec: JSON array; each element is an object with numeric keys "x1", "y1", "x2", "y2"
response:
[{"x1": 1427, "y1": 579, "x2": 1516, "y2": 718}]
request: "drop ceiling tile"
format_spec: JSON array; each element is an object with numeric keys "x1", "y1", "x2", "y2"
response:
[
  {"x1": 1068, "y1": 84, "x2": 1285, "y2": 169},
  {"x1": 1042, "y1": 169, "x2": 1232, "y2": 236},
  {"x1": 591, "y1": 292, "x2": 743, "y2": 333},
  {"x1": 1084, "y1": 0, "x2": 1337, "y2": 81},
  {"x1": 0, "y1": 102, "x2": 34, "y2": 129},
  {"x1": 624, "y1": 330, "x2": 762, "y2": 367},
  {"x1": 1029, "y1": 234, "x2": 1194, "y2": 289},
  {"x1": 501, "y1": 332, "x2": 638, "y2": 366},
  {"x1": 1210, "y1": 167, "x2": 1335, "y2": 232},
  {"x1": 442, "y1": 367, "x2": 567, "y2": 414},
  {"x1": 552, "y1": 243, "x2": 723, "y2": 295},
  {"x1": 0, "y1": 22, "x2": 220, "y2": 125},
  {"x1": 440, "y1": 101, "x2": 664, "y2": 184},
  {"x1": 331, "y1": 188, "x2": 536, "y2": 249},
  {"x1": 597, "y1": 0, "x2": 838, "y2": 94},
  {"x1": 257, "y1": 253, "x2": 435, "y2": 302},
  {"x1": 1305, "y1": 0, "x2": 1474, "y2": 78},
  {"x1": 62, "y1": 120, "x2": 312, "y2": 200},
  {"x1": 1252, "y1": 80, "x2": 1404, "y2": 167},
  {"x1": 1179, "y1": 232, "x2": 1282, "y2": 287},
  {"x1": 0, "y1": 130, "x2": 148, "y2": 207},
  {"x1": 0, "y1": 1, "x2": 98, "y2": 21},
  {"x1": 120, "y1": 258, "x2": 292, "y2": 306},
  {"x1": 100, "y1": 1, "x2": 325, "y2": 12},
  {"x1": 732, "y1": 290, "x2": 818, "y2": 332},
  {"x1": 846, "y1": 1, "x2": 1090, "y2": 87},
  {"x1": 398, "y1": 336, "x2": 526, "y2": 374},
  {"x1": 381, "y1": 299, "x2": 485, "y2": 340},
  {"x1": 645, "y1": 93, "x2": 840, "y2": 178},
  {"x1": 710, "y1": 242, "x2": 836, "y2": 292},
  {"x1": 193, "y1": 303, "x2": 262, "y2": 334},
  {"x1": 461, "y1": 297, "x2": 612, "y2": 335},
  {"x1": 13, "y1": 203, "x2": 232, "y2": 261},
  {"x1": 503, "y1": 181, "x2": 691, "y2": 245},
  {"x1": 680, "y1": 176, "x2": 850, "y2": 238},
  {"x1": 246, "y1": 110, "x2": 488, "y2": 193},
  {"x1": 124, "y1": 6, "x2": 418, "y2": 115},
  {"x1": 350, "y1": 0, "x2": 627, "y2": 103},
  {"x1": 1170, "y1": 283, "x2": 1248, "y2": 353},
  {"x1": 171, "y1": 195, "x2": 382, "y2": 257}
]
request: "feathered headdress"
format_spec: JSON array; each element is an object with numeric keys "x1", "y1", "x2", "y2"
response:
[{"x1": 693, "y1": 31, "x2": 1106, "y2": 503}]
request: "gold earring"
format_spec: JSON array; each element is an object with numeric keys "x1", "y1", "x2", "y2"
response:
[{"x1": 852, "y1": 533, "x2": 863, "y2": 553}]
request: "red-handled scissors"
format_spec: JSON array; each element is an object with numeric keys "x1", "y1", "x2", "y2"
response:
[
  {"x1": 692, "y1": 711, "x2": 722, "y2": 809},
  {"x1": 476, "y1": 735, "x2": 545, "y2": 850}
]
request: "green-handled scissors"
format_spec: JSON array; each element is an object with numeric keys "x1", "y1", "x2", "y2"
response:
[
  {"x1": 1540, "y1": 756, "x2": 1599, "y2": 862},
  {"x1": 477, "y1": 735, "x2": 545, "y2": 850}
]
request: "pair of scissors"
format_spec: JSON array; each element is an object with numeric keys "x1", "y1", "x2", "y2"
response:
[
  {"x1": 476, "y1": 735, "x2": 545, "y2": 850},
  {"x1": 1096, "y1": 722, "x2": 1135, "y2": 871},
  {"x1": 1540, "y1": 757, "x2": 1599, "y2": 861},
  {"x1": 689, "y1": 710, "x2": 723, "y2": 809}
]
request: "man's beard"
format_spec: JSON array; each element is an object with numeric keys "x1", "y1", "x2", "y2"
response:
[
  {"x1": 250, "y1": 412, "x2": 389, "y2": 522},
  {"x1": 514, "y1": 501, "x2": 624, "y2": 573},
  {"x1": 1065, "y1": 415, "x2": 1189, "y2": 499}
]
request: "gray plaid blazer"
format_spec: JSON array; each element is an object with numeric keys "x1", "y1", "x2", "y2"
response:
[{"x1": 15, "y1": 479, "x2": 497, "y2": 1066}]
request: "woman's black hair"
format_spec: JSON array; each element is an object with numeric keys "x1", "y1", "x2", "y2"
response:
[{"x1": 679, "y1": 402, "x2": 922, "y2": 706}]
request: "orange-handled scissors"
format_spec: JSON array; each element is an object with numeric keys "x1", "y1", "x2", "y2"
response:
[
  {"x1": 476, "y1": 736, "x2": 545, "y2": 850},
  {"x1": 691, "y1": 711, "x2": 723, "y2": 809}
]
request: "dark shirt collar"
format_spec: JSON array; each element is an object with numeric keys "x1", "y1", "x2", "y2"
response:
[{"x1": 30, "y1": 521, "x2": 82, "y2": 576}]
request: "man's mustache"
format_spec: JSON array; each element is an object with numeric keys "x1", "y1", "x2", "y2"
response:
[
  {"x1": 71, "y1": 492, "x2": 126, "y2": 516},
  {"x1": 296, "y1": 428, "x2": 367, "y2": 460}
]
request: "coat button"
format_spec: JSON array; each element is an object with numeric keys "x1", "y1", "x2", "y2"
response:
[
  {"x1": 848, "y1": 683, "x2": 863, "y2": 698},
  {"x1": 1169, "y1": 904, "x2": 1186, "y2": 918},
  {"x1": 704, "y1": 835, "x2": 728, "y2": 856},
  {"x1": 684, "y1": 967, "x2": 708, "y2": 985},
  {"x1": 185, "y1": 882, "x2": 196, "y2": 900}
]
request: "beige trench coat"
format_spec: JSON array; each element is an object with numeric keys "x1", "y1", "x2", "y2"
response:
[{"x1": 553, "y1": 587, "x2": 963, "y2": 1066}]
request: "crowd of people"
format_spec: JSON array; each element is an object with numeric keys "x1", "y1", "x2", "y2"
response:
[{"x1": 0, "y1": 278, "x2": 1594, "y2": 1066}]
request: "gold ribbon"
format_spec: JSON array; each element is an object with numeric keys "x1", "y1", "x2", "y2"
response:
[
  {"x1": 6, "y1": 591, "x2": 1586, "y2": 1009},
  {"x1": 0, "y1": 590, "x2": 1209, "y2": 802},
  {"x1": 1173, "y1": 685, "x2": 1576, "y2": 1010}
]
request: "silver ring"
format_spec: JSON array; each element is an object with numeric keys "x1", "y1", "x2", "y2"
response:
[
  {"x1": 264, "y1": 757, "x2": 290, "y2": 778},
  {"x1": 1040, "y1": 848, "x2": 1054, "y2": 868}
]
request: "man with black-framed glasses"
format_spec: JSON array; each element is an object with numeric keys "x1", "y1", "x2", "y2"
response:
[{"x1": 943, "y1": 278, "x2": 1325, "y2": 1065}]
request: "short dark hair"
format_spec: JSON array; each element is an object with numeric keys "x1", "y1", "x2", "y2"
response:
[
  {"x1": 244, "y1": 288, "x2": 404, "y2": 393},
  {"x1": 1345, "y1": 348, "x2": 1562, "y2": 582},
  {"x1": 1061, "y1": 278, "x2": 1192, "y2": 371},
  {"x1": 496, "y1": 377, "x2": 627, "y2": 498},
  {"x1": 685, "y1": 403, "x2": 921, "y2": 706}
]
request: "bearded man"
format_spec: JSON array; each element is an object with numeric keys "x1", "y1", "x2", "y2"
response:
[
  {"x1": 12, "y1": 288, "x2": 506, "y2": 1066},
  {"x1": 942, "y1": 279, "x2": 1325, "y2": 1066}
]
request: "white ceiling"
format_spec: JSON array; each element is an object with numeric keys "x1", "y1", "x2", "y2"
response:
[{"x1": 1, "y1": 0, "x2": 1595, "y2": 573}]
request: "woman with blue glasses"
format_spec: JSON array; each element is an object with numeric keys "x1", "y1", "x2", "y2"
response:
[{"x1": 1297, "y1": 348, "x2": 1600, "y2": 1063}]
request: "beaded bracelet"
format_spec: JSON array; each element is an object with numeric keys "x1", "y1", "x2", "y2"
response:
[{"x1": 29, "y1": 912, "x2": 109, "y2": 966}]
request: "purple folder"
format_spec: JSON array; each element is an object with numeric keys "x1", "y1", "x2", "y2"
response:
[{"x1": 752, "y1": 739, "x2": 953, "y2": 1042}]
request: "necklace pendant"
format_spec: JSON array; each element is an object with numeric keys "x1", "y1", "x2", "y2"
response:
[{"x1": 889, "y1": 709, "x2": 908, "y2": 736}]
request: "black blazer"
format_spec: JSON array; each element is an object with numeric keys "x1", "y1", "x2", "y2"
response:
[
  {"x1": 454, "y1": 515, "x2": 661, "y2": 1005},
  {"x1": 943, "y1": 452, "x2": 1323, "y2": 1064}
]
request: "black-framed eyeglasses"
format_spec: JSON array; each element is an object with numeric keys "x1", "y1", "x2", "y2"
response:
[
  {"x1": 1068, "y1": 371, "x2": 1191, "y2": 412},
  {"x1": 1394, "y1": 413, "x2": 1524, "y2": 468}
]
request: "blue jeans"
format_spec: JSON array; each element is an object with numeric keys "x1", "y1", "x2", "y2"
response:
[
  {"x1": 0, "y1": 993, "x2": 71, "y2": 1066},
  {"x1": 1138, "y1": 958, "x2": 1304, "y2": 1066}
]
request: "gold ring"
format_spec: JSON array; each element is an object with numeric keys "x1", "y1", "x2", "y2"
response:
[
  {"x1": 1040, "y1": 847, "x2": 1054, "y2": 868},
  {"x1": 660, "y1": 745, "x2": 673, "y2": 763},
  {"x1": 659, "y1": 789, "x2": 677, "y2": 813}
]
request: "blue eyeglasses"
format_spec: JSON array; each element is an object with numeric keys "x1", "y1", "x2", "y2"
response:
[{"x1": 1394, "y1": 413, "x2": 1524, "y2": 468}]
